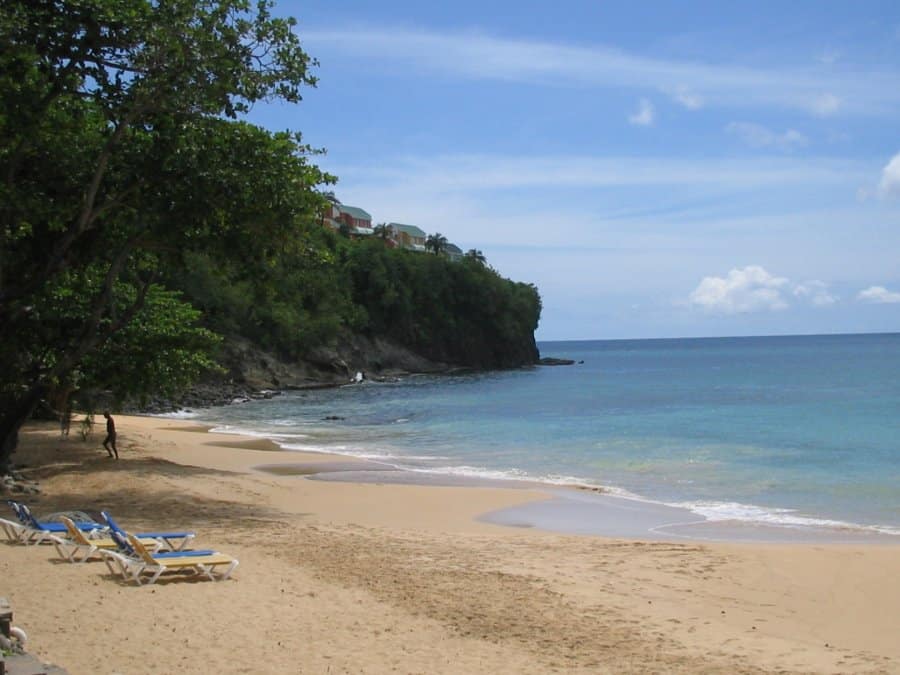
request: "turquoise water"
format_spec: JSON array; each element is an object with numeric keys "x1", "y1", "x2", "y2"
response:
[{"x1": 186, "y1": 333, "x2": 900, "y2": 536}]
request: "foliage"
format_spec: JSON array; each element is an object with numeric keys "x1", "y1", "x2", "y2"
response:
[
  {"x1": 465, "y1": 249, "x2": 487, "y2": 264},
  {"x1": 338, "y1": 239, "x2": 540, "y2": 368},
  {"x1": 0, "y1": 0, "x2": 330, "y2": 470},
  {"x1": 0, "y1": 0, "x2": 541, "y2": 474},
  {"x1": 425, "y1": 232, "x2": 448, "y2": 255}
]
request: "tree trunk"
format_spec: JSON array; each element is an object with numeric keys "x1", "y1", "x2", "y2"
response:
[{"x1": 0, "y1": 384, "x2": 45, "y2": 474}]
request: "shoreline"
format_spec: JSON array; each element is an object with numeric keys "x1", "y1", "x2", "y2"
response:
[
  {"x1": 3, "y1": 415, "x2": 899, "y2": 673},
  {"x1": 194, "y1": 414, "x2": 900, "y2": 545}
]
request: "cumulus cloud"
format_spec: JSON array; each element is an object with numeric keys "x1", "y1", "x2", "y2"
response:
[
  {"x1": 793, "y1": 280, "x2": 837, "y2": 306},
  {"x1": 857, "y1": 286, "x2": 900, "y2": 304},
  {"x1": 877, "y1": 152, "x2": 900, "y2": 198},
  {"x1": 688, "y1": 268, "x2": 840, "y2": 314},
  {"x1": 688, "y1": 266, "x2": 790, "y2": 314},
  {"x1": 628, "y1": 98, "x2": 655, "y2": 126},
  {"x1": 726, "y1": 122, "x2": 808, "y2": 151}
]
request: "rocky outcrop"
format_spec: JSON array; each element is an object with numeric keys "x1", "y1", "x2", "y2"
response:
[
  {"x1": 538, "y1": 357, "x2": 576, "y2": 366},
  {"x1": 217, "y1": 334, "x2": 453, "y2": 390},
  {"x1": 139, "y1": 329, "x2": 540, "y2": 413},
  {"x1": 137, "y1": 334, "x2": 456, "y2": 411}
]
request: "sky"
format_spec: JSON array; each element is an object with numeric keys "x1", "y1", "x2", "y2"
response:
[{"x1": 248, "y1": 1, "x2": 900, "y2": 341}]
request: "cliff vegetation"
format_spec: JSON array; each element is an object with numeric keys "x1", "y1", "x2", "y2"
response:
[{"x1": 0, "y1": 0, "x2": 540, "y2": 471}]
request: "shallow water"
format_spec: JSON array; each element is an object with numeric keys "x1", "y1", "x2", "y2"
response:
[{"x1": 182, "y1": 333, "x2": 900, "y2": 539}]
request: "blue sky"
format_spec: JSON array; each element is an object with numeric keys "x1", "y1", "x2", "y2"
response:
[{"x1": 249, "y1": 1, "x2": 900, "y2": 340}]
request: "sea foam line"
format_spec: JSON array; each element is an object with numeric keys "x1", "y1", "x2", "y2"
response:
[
  {"x1": 200, "y1": 422, "x2": 900, "y2": 538},
  {"x1": 670, "y1": 500, "x2": 900, "y2": 537}
]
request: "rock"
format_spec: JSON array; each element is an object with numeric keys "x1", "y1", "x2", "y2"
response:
[{"x1": 538, "y1": 357, "x2": 576, "y2": 366}]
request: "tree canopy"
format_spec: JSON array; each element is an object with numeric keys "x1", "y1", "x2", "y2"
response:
[{"x1": 0, "y1": 0, "x2": 331, "y2": 470}]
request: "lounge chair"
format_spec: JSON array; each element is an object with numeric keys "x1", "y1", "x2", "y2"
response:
[
  {"x1": 54, "y1": 517, "x2": 163, "y2": 564},
  {"x1": 102, "y1": 529, "x2": 217, "y2": 581},
  {"x1": 125, "y1": 533, "x2": 238, "y2": 585},
  {"x1": 7, "y1": 502, "x2": 102, "y2": 546},
  {"x1": 0, "y1": 514, "x2": 26, "y2": 543},
  {"x1": 100, "y1": 511, "x2": 196, "y2": 551}
]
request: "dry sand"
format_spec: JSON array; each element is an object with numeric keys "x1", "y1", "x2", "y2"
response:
[{"x1": 2, "y1": 415, "x2": 899, "y2": 674}]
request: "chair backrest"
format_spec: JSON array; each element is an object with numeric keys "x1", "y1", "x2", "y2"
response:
[
  {"x1": 7, "y1": 501, "x2": 26, "y2": 524},
  {"x1": 101, "y1": 511, "x2": 122, "y2": 533},
  {"x1": 19, "y1": 504, "x2": 43, "y2": 529},
  {"x1": 109, "y1": 529, "x2": 136, "y2": 557},
  {"x1": 60, "y1": 516, "x2": 91, "y2": 545},
  {"x1": 127, "y1": 534, "x2": 157, "y2": 564}
]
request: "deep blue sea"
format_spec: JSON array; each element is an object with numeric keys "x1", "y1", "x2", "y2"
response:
[{"x1": 182, "y1": 333, "x2": 900, "y2": 537}]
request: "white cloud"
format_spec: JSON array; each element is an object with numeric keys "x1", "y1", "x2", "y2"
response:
[
  {"x1": 334, "y1": 154, "x2": 866, "y2": 196},
  {"x1": 726, "y1": 122, "x2": 808, "y2": 151},
  {"x1": 877, "y1": 152, "x2": 900, "y2": 198},
  {"x1": 857, "y1": 286, "x2": 900, "y2": 304},
  {"x1": 688, "y1": 266, "x2": 790, "y2": 314},
  {"x1": 793, "y1": 280, "x2": 837, "y2": 306},
  {"x1": 305, "y1": 27, "x2": 900, "y2": 116},
  {"x1": 628, "y1": 98, "x2": 655, "y2": 126},
  {"x1": 671, "y1": 86, "x2": 704, "y2": 110}
]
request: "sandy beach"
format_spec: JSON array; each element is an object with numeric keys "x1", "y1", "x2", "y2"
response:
[{"x1": 2, "y1": 416, "x2": 899, "y2": 674}]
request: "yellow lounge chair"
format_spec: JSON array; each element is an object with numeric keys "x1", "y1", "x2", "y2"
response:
[
  {"x1": 55, "y1": 517, "x2": 161, "y2": 564},
  {"x1": 126, "y1": 534, "x2": 238, "y2": 585}
]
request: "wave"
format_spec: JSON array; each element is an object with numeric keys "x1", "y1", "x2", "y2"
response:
[
  {"x1": 151, "y1": 410, "x2": 200, "y2": 419},
  {"x1": 208, "y1": 425, "x2": 309, "y2": 441},
  {"x1": 669, "y1": 499, "x2": 900, "y2": 537},
  {"x1": 198, "y1": 421, "x2": 900, "y2": 539}
]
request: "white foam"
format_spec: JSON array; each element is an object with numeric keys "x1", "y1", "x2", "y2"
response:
[
  {"x1": 672, "y1": 499, "x2": 900, "y2": 536},
  {"x1": 190, "y1": 423, "x2": 900, "y2": 538},
  {"x1": 208, "y1": 425, "x2": 307, "y2": 439},
  {"x1": 407, "y1": 465, "x2": 531, "y2": 482},
  {"x1": 151, "y1": 410, "x2": 200, "y2": 419}
]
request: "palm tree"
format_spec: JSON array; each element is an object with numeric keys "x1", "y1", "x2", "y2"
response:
[
  {"x1": 465, "y1": 249, "x2": 486, "y2": 264},
  {"x1": 425, "y1": 232, "x2": 448, "y2": 255},
  {"x1": 373, "y1": 222, "x2": 392, "y2": 241}
]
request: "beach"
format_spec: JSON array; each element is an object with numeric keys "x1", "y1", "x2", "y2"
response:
[{"x1": 2, "y1": 416, "x2": 899, "y2": 674}]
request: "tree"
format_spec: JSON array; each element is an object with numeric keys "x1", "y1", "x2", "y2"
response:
[
  {"x1": 425, "y1": 233, "x2": 448, "y2": 255},
  {"x1": 465, "y1": 249, "x2": 487, "y2": 264},
  {"x1": 373, "y1": 223, "x2": 392, "y2": 241},
  {"x1": 0, "y1": 0, "x2": 330, "y2": 471}
]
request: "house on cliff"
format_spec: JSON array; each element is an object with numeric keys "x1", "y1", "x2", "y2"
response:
[
  {"x1": 337, "y1": 205, "x2": 374, "y2": 236},
  {"x1": 388, "y1": 223, "x2": 427, "y2": 251},
  {"x1": 321, "y1": 201, "x2": 374, "y2": 237},
  {"x1": 444, "y1": 243, "x2": 463, "y2": 261}
]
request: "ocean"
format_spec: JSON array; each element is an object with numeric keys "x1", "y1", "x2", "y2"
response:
[{"x1": 180, "y1": 333, "x2": 900, "y2": 539}]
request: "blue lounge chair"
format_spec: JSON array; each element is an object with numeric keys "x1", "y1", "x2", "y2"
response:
[
  {"x1": 100, "y1": 511, "x2": 196, "y2": 551},
  {"x1": 7, "y1": 501, "x2": 102, "y2": 546}
]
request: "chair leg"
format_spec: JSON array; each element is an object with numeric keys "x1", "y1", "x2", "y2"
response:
[{"x1": 219, "y1": 560, "x2": 239, "y2": 581}]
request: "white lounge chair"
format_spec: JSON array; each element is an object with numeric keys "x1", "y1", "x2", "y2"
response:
[{"x1": 125, "y1": 534, "x2": 239, "y2": 585}]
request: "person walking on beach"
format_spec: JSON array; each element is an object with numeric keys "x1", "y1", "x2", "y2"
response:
[
  {"x1": 60, "y1": 401, "x2": 72, "y2": 439},
  {"x1": 102, "y1": 411, "x2": 118, "y2": 459}
]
